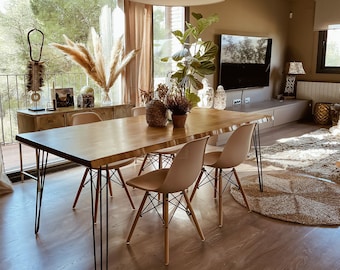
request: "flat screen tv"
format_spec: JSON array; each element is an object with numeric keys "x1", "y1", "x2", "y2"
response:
[{"x1": 218, "y1": 34, "x2": 272, "y2": 90}]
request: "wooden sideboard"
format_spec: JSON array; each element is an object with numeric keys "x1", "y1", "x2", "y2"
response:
[{"x1": 17, "y1": 104, "x2": 133, "y2": 133}]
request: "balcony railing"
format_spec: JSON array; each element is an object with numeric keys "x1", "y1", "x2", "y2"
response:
[{"x1": 0, "y1": 73, "x2": 103, "y2": 173}]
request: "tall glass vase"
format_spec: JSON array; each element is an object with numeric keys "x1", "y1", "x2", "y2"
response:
[{"x1": 101, "y1": 89, "x2": 111, "y2": 106}]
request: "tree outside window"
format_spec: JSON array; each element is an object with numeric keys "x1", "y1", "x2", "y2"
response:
[{"x1": 153, "y1": 6, "x2": 185, "y2": 88}]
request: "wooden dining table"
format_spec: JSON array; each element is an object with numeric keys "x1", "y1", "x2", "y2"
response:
[{"x1": 15, "y1": 107, "x2": 272, "y2": 269}]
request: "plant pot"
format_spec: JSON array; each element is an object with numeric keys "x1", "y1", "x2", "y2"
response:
[{"x1": 172, "y1": 114, "x2": 187, "y2": 128}]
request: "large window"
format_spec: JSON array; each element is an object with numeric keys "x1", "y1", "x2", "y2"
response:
[
  {"x1": 317, "y1": 25, "x2": 340, "y2": 73},
  {"x1": 153, "y1": 6, "x2": 185, "y2": 87}
]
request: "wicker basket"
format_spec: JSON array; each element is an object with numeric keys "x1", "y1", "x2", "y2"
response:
[
  {"x1": 330, "y1": 103, "x2": 340, "y2": 126},
  {"x1": 314, "y1": 102, "x2": 332, "y2": 125},
  {"x1": 146, "y1": 100, "x2": 168, "y2": 127}
]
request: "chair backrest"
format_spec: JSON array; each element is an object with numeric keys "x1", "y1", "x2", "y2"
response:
[
  {"x1": 158, "y1": 136, "x2": 209, "y2": 193},
  {"x1": 131, "y1": 106, "x2": 146, "y2": 117},
  {"x1": 214, "y1": 123, "x2": 255, "y2": 168},
  {"x1": 71, "y1": 112, "x2": 102, "y2": 126}
]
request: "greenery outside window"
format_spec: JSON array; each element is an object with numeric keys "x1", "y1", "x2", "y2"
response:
[
  {"x1": 153, "y1": 6, "x2": 186, "y2": 88},
  {"x1": 317, "y1": 25, "x2": 340, "y2": 73}
]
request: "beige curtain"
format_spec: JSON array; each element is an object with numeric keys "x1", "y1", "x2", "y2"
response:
[{"x1": 123, "y1": 0, "x2": 153, "y2": 106}]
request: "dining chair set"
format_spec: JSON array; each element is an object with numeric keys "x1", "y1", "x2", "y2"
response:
[{"x1": 71, "y1": 111, "x2": 255, "y2": 265}]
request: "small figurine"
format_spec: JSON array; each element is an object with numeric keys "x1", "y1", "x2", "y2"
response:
[
  {"x1": 214, "y1": 85, "x2": 227, "y2": 110},
  {"x1": 197, "y1": 78, "x2": 214, "y2": 108}
]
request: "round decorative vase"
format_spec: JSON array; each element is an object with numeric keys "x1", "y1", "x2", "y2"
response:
[
  {"x1": 213, "y1": 85, "x2": 227, "y2": 110},
  {"x1": 172, "y1": 114, "x2": 187, "y2": 128},
  {"x1": 146, "y1": 99, "x2": 168, "y2": 127}
]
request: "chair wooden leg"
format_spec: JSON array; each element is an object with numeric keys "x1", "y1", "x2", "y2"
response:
[
  {"x1": 127, "y1": 192, "x2": 148, "y2": 243},
  {"x1": 218, "y1": 168, "x2": 223, "y2": 228},
  {"x1": 214, "y1": 168, "x2": 218, "y2": 199},
  {"x1": 158, "y1": 153, "x2": 162, "y2": 169},
  {"x1": 72, "y1": 168, "x2": 90, "y2": 208},
  {"x1": 157, "y1": 154, "x2": 162, "y2": 201},
  {"x1": 138, "y1": 154, "x2": 149, "y2": 176},
  {"x1": 116, "y1": 169, "x2": 135, "y2": 209},
  {"x1": 163, "y1": 193, "x2": 169, "y2": 266},
  {"x1": 233, "y1": 168, "x2": 251, "y2": 211},
  {"x1": 189, "y1": 169, "x2": 204, "y2": 202},
  {"x1": 183, "y1": 191, "x2": 205, "y2": 241}
]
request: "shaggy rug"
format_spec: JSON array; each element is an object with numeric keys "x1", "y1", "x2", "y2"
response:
[
  {"x1": 230, "y1": 172, "x2": 340, "y2": 226},
  {"x1": 249, "y1": 128, "x2": 340, "y2": 183}
]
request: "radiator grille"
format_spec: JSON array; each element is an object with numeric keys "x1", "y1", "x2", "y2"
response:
[{"x1": 297, "y1": 81, "x2": 340, "y2": 112}]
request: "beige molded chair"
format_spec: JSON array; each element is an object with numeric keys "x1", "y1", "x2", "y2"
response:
[
  {"x1": 126, "y1": 136, "x2": 209, "y2": 265},
  {"x1": 190, "y1": 123, "x2": 255, "y2": 227},
  {"x1": 131, "y1": 106, "x2": 183, "y2": 175},
  {"x1": 71, "y1": 112, "x2": 135, "y2": 223}
]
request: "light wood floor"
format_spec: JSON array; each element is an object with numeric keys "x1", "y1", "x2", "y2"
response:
[{"x1": 2, "y1": 121, "x2": 339, "y2": 270}]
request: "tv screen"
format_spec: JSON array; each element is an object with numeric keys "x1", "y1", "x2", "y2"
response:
[{"x1": 218, "y1": 34, "x2": 272, "y2": 90}]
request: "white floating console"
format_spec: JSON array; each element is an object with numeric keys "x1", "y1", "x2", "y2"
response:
[
  {"x1": 226, "y1": 99, "x2": 312, "y2": 129},
  {"x1": 211, "y1": 99, "x2": 311, "y2": 146}
]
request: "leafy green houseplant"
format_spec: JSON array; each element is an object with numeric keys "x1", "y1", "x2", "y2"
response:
[{"x1": 161, "y1": 12, "x2": 219, "y2": 101}]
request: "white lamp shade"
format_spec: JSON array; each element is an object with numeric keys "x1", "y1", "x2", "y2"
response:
[
  {"x1": 129, "y1": 0, "x2": 224, "y2": 6},
  {"x1": 288, "y1": 62, "x2": 305, "y2": 75}
]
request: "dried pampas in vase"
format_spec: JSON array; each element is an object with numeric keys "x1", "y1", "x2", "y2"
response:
[{"x1": 51, "y1": 28, "x2": 139, "y2": 105}]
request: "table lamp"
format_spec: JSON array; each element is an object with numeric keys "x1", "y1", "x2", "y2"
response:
[{"x1": 283, "y1": 61, "x2": 305, "y2": 97}]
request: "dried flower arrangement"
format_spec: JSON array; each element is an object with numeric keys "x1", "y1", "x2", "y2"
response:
[
  {"x1": 165, "y1": 94, "x2": 190, "y2": 115},
  {"x1": 164, "y1": 82, "x2": 191, "y2": 115},
  {"x1": 51, "y1": 27, "x2": 139, "y2": 103}
]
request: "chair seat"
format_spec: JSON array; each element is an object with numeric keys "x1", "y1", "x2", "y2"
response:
[
  {"x1": 127, "y1": 169, "x2": 169, "y2": 191},
  {"x1": 92, "y1": 158, "x2": 135, "y2": 170},
  {"x1": 202, "y1": 151, "x2": 221, "y2": 166},
  {"x1": 205, "y1": 144, "x2": 223, "y2": 153}
]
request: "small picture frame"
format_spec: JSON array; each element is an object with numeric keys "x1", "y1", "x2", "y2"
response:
[{"x1": 55, "y1": 88, "x2": 74, "y2": 107}]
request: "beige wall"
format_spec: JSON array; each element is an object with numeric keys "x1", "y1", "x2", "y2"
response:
[
  {"x1": 191, "y1": 0, "x2": 340, "y2": 105},
  {"x1": 191, "y1": 0, "x2": 290, "y2": 105}
]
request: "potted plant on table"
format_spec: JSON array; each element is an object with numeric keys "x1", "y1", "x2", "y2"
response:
[
  {"x1": 144, "y1": 12, "x2": 219, "y2": 128},
  {"x1": 161, "y1": 12, "x2": 219, "y2": 100},
  {"x1": 164, "y1": 82, "x2": 191, "y2": 128}
]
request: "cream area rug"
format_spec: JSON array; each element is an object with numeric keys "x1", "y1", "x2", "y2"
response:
[
  {"x1": 249, "y1": 128, "x2": 340, "y2": 183},
  {"x1": 230, "y1": 172, "x2": 340, "y2": 226}
]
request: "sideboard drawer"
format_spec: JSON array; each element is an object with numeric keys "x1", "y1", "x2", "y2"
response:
[{"x1": 35, "y1": 115, "x2": 65, "y2": 130}]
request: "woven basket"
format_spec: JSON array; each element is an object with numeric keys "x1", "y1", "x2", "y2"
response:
[
  {"x1": 146, "y1": 100, "x2": 168, "y2": 127},
  {"x1": 314, "y1": 102, "x2": 331, "y2": 125},
  {"x1": 330, "y1": 104, "x2": 340, "y2": 126}
]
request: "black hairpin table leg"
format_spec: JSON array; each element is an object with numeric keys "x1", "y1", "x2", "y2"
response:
[{"x1": 252, "y1": 123, "x2": 263, "y2": 192}]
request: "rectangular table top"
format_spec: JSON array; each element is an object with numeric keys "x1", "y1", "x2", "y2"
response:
[{"x1": 15, "y1": 107, "x2": 272, "y2": 168}]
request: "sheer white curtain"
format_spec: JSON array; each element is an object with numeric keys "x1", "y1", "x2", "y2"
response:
[
  {"x1": 123, "y1": 0, "x2": 153, "y2": 106},
  {"x1": 0, "y1": 146, "x2": 13, "y2": 195}
]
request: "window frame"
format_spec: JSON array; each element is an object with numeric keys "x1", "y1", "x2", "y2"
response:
[{"x1": 316, "y1": 30, "x2": 340, "y2": 74}]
